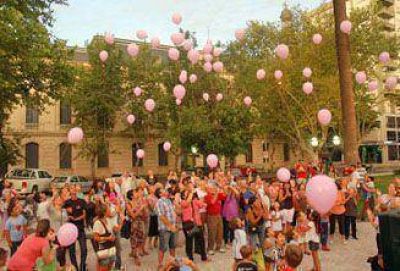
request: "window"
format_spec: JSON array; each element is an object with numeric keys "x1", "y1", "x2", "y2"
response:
[
  {"x1": 38, "y1": 171, "x2": 51, "y2": 178},
  {"x1": 25, "y1": 143, "x2": 39, "y2": 168},
  {"x1": 59, "y1": 143, "x2": 72, "y2": 169},
  {"x1": 158, "y1": 143, "x2": 168, "y2": 166},
  {"x1": 26, "y1": 107, "x2": 39, "y2": 124},
  {"x1": 60, "y1": 101, "x2": 71, "y2": 125},
  {"x1": 283, "y1": 143, "x2": 290, "y2": 162},
  {"x1": 132, "y1": 143, "x2": 143, "y2": 167},
  {"x1": 97, "y1": 144, "x2": 109, "y2": 168},
  {"x1": 245, "y1": 143, "x2": 253, "y2": 163},
  {"x1": 388, "y1": 145, "x2": 399, "y2": 161},
  {"x1": 387, "y1": 117, "x2": 396, "y2": 128},
  {"x1": 387, "y1": 131, "x2": 397, "y2": 142}
]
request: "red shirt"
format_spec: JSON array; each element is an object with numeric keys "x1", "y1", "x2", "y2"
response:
[
  {"x1": 204, "y1": 192, "x2": 226, "y2": 215},
  {"x1": 283, "y1": 267, "x2": 295, "y2": 271}
]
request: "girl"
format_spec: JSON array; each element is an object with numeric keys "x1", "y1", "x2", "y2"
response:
[
  {"x1": 295, "y1": 212, "x2": 309, "y2": 255},
  {"x1": 329, "y1": 181, "x2": 346, "y2": 243},
  {"x1": 271, "y1": 202, "x2": 283, "y2": 233},
  {"x1": 279, "y1": 183, "x2": 294, "y2": 232},
  {"x1": 5, "y1": 199, "x2": 27, "y2": 256},
  {"x1": 308, "y1": 211, "x2": 321, "y2": 271},
  {"x1": 231, "y1": 217, "x2": 247, "y2": 265}
]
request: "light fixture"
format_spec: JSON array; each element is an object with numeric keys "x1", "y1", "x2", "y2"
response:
[
  {"x1": 191, "y1": 145, "x2": 198, "y2": 154},
  {"x1": 333, "y1": 135, "x2": 341, "y2": 146},
  {"x1": 310, "y1": 137, "x2": 319, "y2": 147}
]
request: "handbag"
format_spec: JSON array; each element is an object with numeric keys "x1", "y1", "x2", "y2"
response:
[
  {"x1": 95, "y1": 220, "x2": 116, "y2": 260},
  {"x1": 182, "y1": 201, "x2": 201, "y2": 237}
]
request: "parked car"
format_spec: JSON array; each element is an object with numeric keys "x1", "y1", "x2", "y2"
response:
[
  {"x1": 4, "y1": 168, "x2": 52, "y2": 194},
  {"x1": 51, "y1": 175, "x2": 93, "y2": 193}
]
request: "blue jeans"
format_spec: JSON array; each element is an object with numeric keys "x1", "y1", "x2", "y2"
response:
[
  {"x1": 249, "y1": 224, "x2": 265, "y2": 248},
  {"x1": 320, "y1": 221, "x2": 329, "y2": 246}
]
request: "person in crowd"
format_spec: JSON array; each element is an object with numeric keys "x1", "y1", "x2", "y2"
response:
[
  {"x1": 0, "y1": 247, "x2": 7, "y2": 271},
  {"x1": 360, "y1": 176, "x2": 376, "y2": 221},
  {"x1": 146, "y1": 170, "x2": 158, "y2": 185},
  {"x1": 344, "y1": 188, "x2": 358, "y2": 240},
  {"x1": 308, "y1": 211, "x2": 321, "y2": 271},
  {"x1": 37, "y1": 192, "x2": 50, "y2": 220},
  {"x1": 107, "y1": 197, "x2": 125, "y2": 270},
  {"x1": 271, "y1": 202, "x2": 283, "y2": 233},
  {"x1": 283, "y1": 244, "x2": 303, "y2": 271},
  {"x1": 63, "y1": 186, "x2": 88, "y2": 271},
  {"x1": 246, "y1": 196, "x2": 267, "y2": 249},
  {"x1": 231, "y1": 217, "x2": 247, "y2": 264},
  {"x1": 147, "y1": 184, "x2": 161, "y2": 250},
  {"x1": 234, "y1": 245, "x2": 258, "y2": 271},
  {"x1": 161, "y1": 257, "x2": 201, "y2": 271},
  {"x1": 222, "y1": 184, "x2": 240, "y2": 247},
  {"x1": 279, "y1": 182, "x2": 295, "y2": 232},
  {"x1": 5, "y1": 198, "x2": 27, "y2": 256},
  {"x1": 329, "y1": 181, "x2": 346, "y2": 244},
  {"x1": 319, "y1": 213, "x2": 330, "y2": 251}
]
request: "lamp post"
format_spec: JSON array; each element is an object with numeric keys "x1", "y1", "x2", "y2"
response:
[
  {"x1": 333, "y1": 135, "x2": 341, "y2": 146},
  {"x1": 310, "y1": 137, "x2": 319, "y2": 148}
]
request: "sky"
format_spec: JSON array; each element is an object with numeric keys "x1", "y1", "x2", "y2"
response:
[{"x1": 52, "y1": 0, "x2": 323, "y2": 47}]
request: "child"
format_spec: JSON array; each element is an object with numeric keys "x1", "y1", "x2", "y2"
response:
[
  {"x1": 344, "y1": 188, "x2": 358, "y2": 240},
  {"x1": 262, "y1": 238, "x2": 276, "y2": 271},
  {"x1": 283, "y1": 244, "x2": 303, "y2": 271},
  {"x1": 234, "y1": 245, "x2": 258, "y2": 271},
  {"x1": 295, "y1": 212, "x2": 309, "y2": 255},
  {"x1": 271, "y1": 202, "x2": 282, "y2": 233},
  {"x1": 319, "y1": 213, "x2": 330, "y2": 251},
  {"x1": 5, "y1": 199, "x2": 27, "y2": 256},
  {"x1": 0, "y1": 248, "x2": 7, "y2": 271},
  {"x1": 231, "y1": 218, "x2": 248, "y2": 263},
  {"x1": 36, "y1": 192, "x2": 50, "y2": 220},
  {"x1": 308, "y1": 211, "x2": 321, "y2": 271}
]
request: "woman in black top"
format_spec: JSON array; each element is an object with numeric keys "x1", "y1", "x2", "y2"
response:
[{"x1": 279, "y1": 182, "x2": 295, "y2": 232}]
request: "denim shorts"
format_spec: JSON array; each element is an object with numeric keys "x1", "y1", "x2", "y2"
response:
[{"x1": 159, "y1": 230, "x2": 177, "y2": 252}]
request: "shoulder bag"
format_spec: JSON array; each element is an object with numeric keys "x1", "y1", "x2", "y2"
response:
[{"x1": 95, "y1": 219, "x2": 116, "y2": 260}]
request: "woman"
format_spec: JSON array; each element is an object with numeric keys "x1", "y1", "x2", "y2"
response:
[
  {"x1": 329, "y1": 181, "x2": 346, "y2": 243},
  {"x1": 279, "y1": 182, "x2": 295, "y2": 231},
  {"x1": 7, "y1": 219, "x2": 57, "y2": 271},
  {"x1": 222, "y1": 185, "x2": 240, "y2": 246},
  {"x1": 147, "y1": 184, "x2": 161, "y2": 250},
  {"x1": 246, "y1": 196, "x2": 267, "y2": 248},
  {"x1": 126, "y1": 188, "x2": 147, "y2": 266}
]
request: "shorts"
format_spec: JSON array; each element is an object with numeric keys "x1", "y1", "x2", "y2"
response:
[
  {"x1": 281, "y1": 208, "x2": 295, "y2": 223},
  {"x1": 159, "y1": 230, "x2": 177, "y2": 252},
  {"x1": 308, "y1": 241, "x2": 320, "y2": 251}
]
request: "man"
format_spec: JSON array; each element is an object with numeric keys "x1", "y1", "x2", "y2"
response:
[
  {"x1": 155, "y1": 188, "x2": 177, "y2": 269},
  {"x1": 63, "y1": 186, "x2": 87, "y2": 271},
  {"x1": 146, "y1": 170, "x2": 157, "y2": 185}
]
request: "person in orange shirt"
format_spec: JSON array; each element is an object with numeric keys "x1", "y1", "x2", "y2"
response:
[{"x1": 329, "y1": 180, "x2": 346, "y2": 244}]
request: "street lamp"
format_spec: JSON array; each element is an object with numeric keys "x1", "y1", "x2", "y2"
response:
[
  {"x1": 191, "y1": 145, "x2": 198, "y2": 154},
  {"x1": 310, "y1": 137, "x2": 319, "y2": 147},
  {"x1": 333, "y1": 135, "x2": 341, "y2": 146}
]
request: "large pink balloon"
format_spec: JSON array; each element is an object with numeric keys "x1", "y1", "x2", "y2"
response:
[
  {"x1": 306, "y1": 175, "x2": 338, "y2": 214},
  {"x1": 203, "y1": 93, "x2": 209, "y2": 101},
  {"x1": 235, "y1": 29, "x2": 245, "y2": 41},
  {"x1": 151, "y1": 37, "x2": 160, "y2": 49},
  {"x1": 213, "y1": 61, "x2": 224, "y2": 73},
  {"x1": 104, "y1": 33, "x2": 114, "y2": 45},
  {"x1": 203, "y1": 62, "x2": 212, "y2": 73},
  {"x1": 171, "y1": 33, "x2": 185, "y2": 46},
  {"x1": 173, "y1": 84, "x2": 186, "y2": 100},
  {"x1": 99, "y1": 50, "x2": 108, "y2": 62},
  {"x1": 133, "y1": 86, "x2": 142, "y2": 97},
  {"x1": 163, "y1": 141, "x2": 171, "y2": 151},
  {"x1": 57, "y1": 223, "x2": 78, "y2": 247},
  {"x1": 127, "y1": 43, "x2": 139, "y2": 57},
  {"x1": 206, "y1": 154, "x2": 219, "y2": 168},
  {"x1": 340, "y1": 20, "x2": 352, "y2": 34},
  {"x1": 379, "y1": 51, "x2": 390, "y2": 64},
  {"x1": 257, "y1": 69, "x2": 266, "y2": 80},
  {"x1": 385, "y1": 76, "x2": 398, "y2": 90},
  {"x1": 213, "y1": 48, "x2": 223, "y2": 57},
  {"x1": 183, "y1": 40, "x2": 193, "y2": 51},
  {"x1": 216, "y1": 93, "x2": 223, "y2": 101},
  {"x1": 274, "y1": 70, "x2": 283, "y2": 80},
  {"x1": 303, "y1": 67, "x2": 312, "y2": 78},
  {"x1": 244, "y1": 96, "x2": 252, "y2": 107},
  {"x1": 172, "y1": 13, "x2": 182, "y2": 25},
  {"x1": 179, "y1": 70, "x2": 187, "y2": 84},
  {"x1": 277, "y1": 167, "x2": 291, "y2": 182},
  {"x1": 368, "y1": 80, "x2": 378, "y2": 92},
  {"x1": 318, "y1": 109, "x2": 332, "y2": 126},
  {"x1": 136, "y1": 30, "x2": 148, "y2": 40},
  {"x1": 203, "y1": 43, "x2": 213, "y2": 54},
  {"x1": 67, "y1": 127, "x2": 84, "y2": 144},
  {"x1": 204, "y1": 54, "x2": 213, "y2": 62},
  {"x1": 136, "y1": 149, "x2": 145, "y2": 159},
  {"x1": 275, "y1": 44, "x2": 289, "y2": 60},
  {"x1": 312, "y1": 33, "x2": 322, "y2": 45},
  {"x1": 189, "y1": 74, "x2": 197, "y2": 83},
  {"x1": 126, "y1": 114, "x2": 135, "y2": 124},
  {"x1": 303, "y1": 82, "x2": 313, "y2": 95},
  {"x1": 168, "y1": 48, "x2": 180, "y2": 61},
  {"x1": 187, "y1": 49, "x2": 200, "y2": 64},
  {"x1": 355, "y1": 71, "x2": 367, "y2": 84},
  {"x1": 145, "y1": 99, "x2": 155, "y2": 112}
]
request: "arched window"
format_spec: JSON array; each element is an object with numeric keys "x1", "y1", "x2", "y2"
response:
[
  {"x1": 245, "y1": 143, "x2": 253, "y2": 163},
  {"x1": 26, "y1": 142, "x2": 39, "y2": 168},
  {"x1": 132, "y1": 143, "x2": 143, "y2": 167},
  {"x1": 59, "y1": 143, "x2": 72, "y2": 169},
  {"x1": 158, "y1": 143, "x2": 168, "y2": 166}
]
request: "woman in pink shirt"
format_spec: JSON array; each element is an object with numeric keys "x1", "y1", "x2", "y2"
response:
[{"x1": 7, "y1": 219, "x2": 57, "y2": 271}]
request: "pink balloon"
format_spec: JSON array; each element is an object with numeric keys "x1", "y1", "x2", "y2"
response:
[
  {"x1": 275, "y1": 44, "x2": 289, "y2": 60},
  {"x1": 67, "y1": 127, "x2": 84, "y2": 144},
  {"x1": 168, "y1": 48, "x2": 180, "y2": 61},
  {"x1": 235, "y1": 29, "x2": 245, "y2": 41},
  {"x1": 274, "y1": 70, "x2": 283, "y2": 80},
  {"x1": 216, "y1": 93, "x2": 223, "y2": 101},
  {"x1": 104, "y1": 33, "x2": 114, "y2": 45},
  {"x1": 171, "y1": 33, "x2": 185, "y2": 46},
  {"x1": 340, "y1": 20, "x2": 352, "y2": 34},
  {"x1": 144, "y1": 99, "x2": 155, "y2": 112},
  {"x1": 189, "y1": 74, "x2": 197, "y2": 83},
  {"x1": 179, "y1": 70, "x2": 187, "y2": 84},
  {"x1": 203, "y1": 93, "x2": 209, "y2": 101},
  {"x1": 355, "y1": 71, "x2": 367, "y2": 84},
  {"x1": 368, "y1": 80, "x2": 379, "y2": 92},
  {"x1": 136, "y1": 149, "x2": 145, "y2": 159},
  {"x1": 203, "y1": 62, "x2": 212, "y2": 73},
  {"x1": 244, "y1": 96, "x2": 252, "y2": 106},
  {"x1": 303, "y1": 67, "x2": 312, "y2": 78},
  {"x1": 187, "y1": 49, "x2": 200, "y2": 64},
  {"x1": 303, "y1": 82, "x2": 313, "y2": 95},
  {"x1": 204, "y1": 54, "x2": 213, "y2": 62},
  {"x1": 133, "y1": 87, "x2": 142, "y2": 97},
  {"x1": 213, "y1": 61, "x2": 224, "y2": 73},
  {"x1": 318, "y1": 109, "x2": 332, "y2": 126},
  {"x1": 203, "y1": 43, "x2": 213, "y2": 54},
  {"x1": 136, "y1": 30, "x2": 148, "y2": 40},
  {"x1": 151, "y1": 37, "x2": 160, "y2": 49},
  {"x1": 99, "y1": 50, "x2": 108, "y2": 62},
  {"x1": 213, "y1": 48, "x2": 223, "y2": 57},
  {"x1": 206, "y1": 154, "x2": 219, "y2": 168},
  {"x1": 306, "y1": 175, "x2": 338, "y2": 214},
  {"x1": 57, "y1": 223, "x2": 78, "y2": 247},
  {"x1": 312, "y1": 33, "x2": 323, "y2": 45},
  {"x1": 163, "y1": 141, "x2": 171, "y2": 151},
  {"x1": 385, "y1": 76, "x2": 398, "y2": 90},
  {"x1": 127, "y1": 43, "x2": 139, "y2": 57},
  {"x1": 126, "y1": 114, "x2": 135, "y2": 125},
  {"x1": 256, "y1": 69, "x2": 266, "y2": 80},
  {"x1": 173, "y1": 84, "x2": 186, "y2": 100},
  {"x1": 379, "y1": 51, "x2": 390, "y2": 64},
  {"x1": 172, "y1": 13, "x2": 182, "y2": 25},
  {"x1": 176, "y1": 99, "x2": 182, "y2": 105},
  {"x1": 183, "y1": 40, "x2": 193, "y2": 51},
  {"x1": 277, "y1": 167, "x2": 291, "y2": 182}
]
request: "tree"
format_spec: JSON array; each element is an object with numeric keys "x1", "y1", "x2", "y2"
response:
[{"x1": 0, "y1": 0, "x2": 74, "y2": 170}]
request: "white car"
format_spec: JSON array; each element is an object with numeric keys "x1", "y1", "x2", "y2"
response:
[
  {"x1": 51, "y1": 175, "x2": 93, "y2": 193},
  {"x1": 5, "y1": 168, "x2": 52, "y2": 194}
]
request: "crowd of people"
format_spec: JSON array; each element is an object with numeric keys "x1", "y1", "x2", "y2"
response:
[{"x1": 0, "y1": 162, "x2": 399, "y2": 271}]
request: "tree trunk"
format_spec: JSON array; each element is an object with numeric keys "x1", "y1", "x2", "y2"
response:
[
  {"x1": 333, "y1": 0, "x2": 359, "y2": 165},
  {"x1": 90, "y1": 154, "x2": 96, "y2": 180}
]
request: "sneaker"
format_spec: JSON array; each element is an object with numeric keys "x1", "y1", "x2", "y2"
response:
[
  {"x1": 218, "y1": 248, "x2": 226, "y2": 253},
  {"x1": 208, "y1": 250, "x2": 215, "y2": 255}
]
